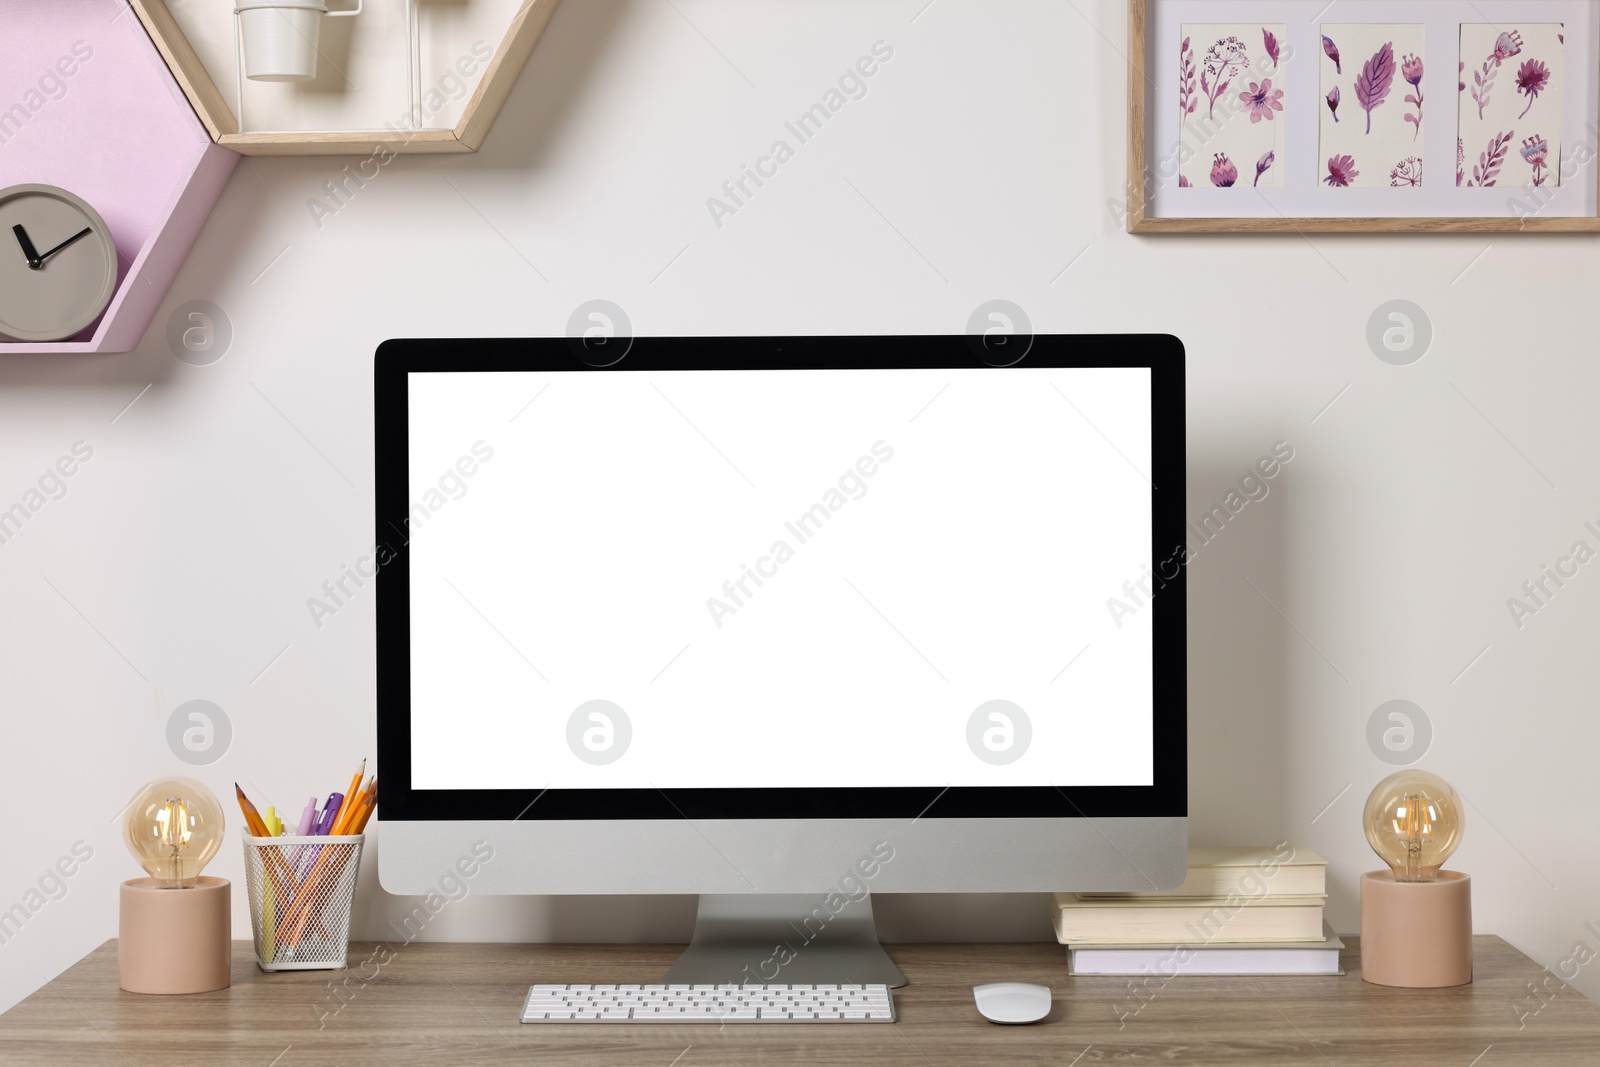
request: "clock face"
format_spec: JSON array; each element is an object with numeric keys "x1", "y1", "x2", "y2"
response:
[{"x1": 0, "y1": 185, "x2": 119, "y2": 343}]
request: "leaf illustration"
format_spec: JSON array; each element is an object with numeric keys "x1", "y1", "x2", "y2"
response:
[
  {"x1": 1356, "y1": 42, "x2": 1395, "y2": 134},
  {"x1": 1470, "y1": 131, "x2": 1512, "y2": 187},
  {"x1": 1180, "y1": 37, "x2": 1197, "y2": 114},
  {"x1": 1263, "y1": 28, "x2": 1280, "y2": 68},
  {"x1": 1472, "y1": 56, "x2": 1500, "y2": 120}
]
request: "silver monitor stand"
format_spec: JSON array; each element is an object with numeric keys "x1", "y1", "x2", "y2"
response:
[{"x1": 662, "y1": 894, "x2": 907, "y2": 987}]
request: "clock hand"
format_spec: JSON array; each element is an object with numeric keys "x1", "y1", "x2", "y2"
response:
[
  {"x1": 12, "y1": 225, "x2": 43, "y2": 269},
  {"x1": 35, "y1": 227, "x2": 94, "y2": 265}
]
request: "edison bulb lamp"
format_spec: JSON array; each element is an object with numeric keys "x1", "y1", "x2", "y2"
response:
[
  {"x1": 1359, "y1": 769, "x2": 1473, "y2": 988},
  {"x1": 118, "y1": 777, "x2": 232, "y2": 994},
  {"x1": 1363, "y1": 769, "x2": 1463, "y2": 882},
  {"x1": 122, "y1": 777, "x2": 225, "y2": 888}
]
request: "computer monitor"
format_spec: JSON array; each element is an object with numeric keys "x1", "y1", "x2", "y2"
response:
[{"x1": 375, "y1": 335, "x2": 1186, "y2": 985}]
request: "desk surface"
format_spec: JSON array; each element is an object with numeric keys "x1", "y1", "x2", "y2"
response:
[{"x1": 2, "y1": 936, "x2": 1597, "y2": 1065}]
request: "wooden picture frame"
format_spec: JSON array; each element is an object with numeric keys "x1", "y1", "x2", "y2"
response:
[
  {"x1": 1127, "y1": 0, "x2": 1600, "y2": 232},
  {"x1": 128, "y1": 0, "x2": 562, "y2": 156}
]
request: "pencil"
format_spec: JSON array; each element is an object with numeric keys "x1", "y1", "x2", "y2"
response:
[
  {"x1": 353, "y1": 782, "x2": 377, "y2": 833},
  {"x1": 333, "y1": 775, "x2": 371, "y2": 836},
  {"x1": 332, "y1": 759, "x2": 365, "y2": 835},
  {"x1": 235, "y1": 783, "x2": 271, "y2": 838}
]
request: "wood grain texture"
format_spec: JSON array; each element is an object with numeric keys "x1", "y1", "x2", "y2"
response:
[
  {"x1": 217, "y1": 130, "x2": 473, "y2": 157},
  {"x1": 1125, "y1": 0, "x2": 1600, "y2": 233},
  {"x1": 1126, "y1": 0, "x2": 1150, "y2": 232},
  {"x1": 2, "y1": 937, "x2": 1597, "y2": 1065},
  {"x1": 456, "y1": 0, "x2": 565, "y2": 151}
]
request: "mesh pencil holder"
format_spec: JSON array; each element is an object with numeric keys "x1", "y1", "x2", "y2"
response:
[{"x1": 243, "y1": 833, "x2": 364, "y2": 971}]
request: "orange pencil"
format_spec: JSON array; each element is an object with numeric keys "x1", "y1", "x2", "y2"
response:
[
  {"x1": 353, "y1": 782, "x2": 377, "y2": 832},
  {"x1": 235, "y1": 783, "x2": 271, "y2": 837},
  {"x1": 236, "y1": 784, "x2": 302, "y2": 909},
  {"x1": 334, "y1": 774, "x2": 373, "y2": 836},
  {"x1": 330, "y1": 760, "x2": 365, "y2": 833}
]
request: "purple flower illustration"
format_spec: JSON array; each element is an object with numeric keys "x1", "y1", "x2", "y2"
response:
[
  {"x1": 1179, "y1": 174, "x2": 1192, "y2": 188},
  {"x1": 1402, "y1": 53, "x2": 1424, "y2": 138},
  {"x1": 1472, "y1": 30, "x2": 1522, "y2": 120},
  {"x1": 1325, "y1": 155, "x2": 1359, "y2": 187},
  {"x1": 1322, "y1": 35, "x2": 1342, "y2": 74},
  {"x1": 1239, "y1": 78, "x2": 1284, "y2": 123},
  {"x1": 1521, "y1": 135, "x2": 1550, "y2": 186},
  {"x1": 1255, "y1": 151, "x2": 1276, "y2": 187},
  {"x1": 1517, "y1": 59, "x2": 1551, "y2": 118},
  {"x1": 1326, "y1": 85, "x2": 1340, "y2": 122},
  {"x1": 1263, "y1": 28, "x2": 1281, "y2": 68},
  {"x1": 1390, "y1": 157, "x2": 1423, "y2": 188},
  {"x1": 1210, "y1": 153, "x2": 1238, "y2": 187},
  {"x1": 1200, "y1": 36, "x2": 1251, "y2": 120},
  {"x1": 1356, "y1": 42, "x2": 1396, "y2": 134}
]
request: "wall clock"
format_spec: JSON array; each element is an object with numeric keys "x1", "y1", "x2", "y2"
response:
[
  {"x1": 1, "y1": 0, "x2": 237, "y2": 354},
  {"x1": 0, "y1": 185, "x2": 119, "y2": 343}
]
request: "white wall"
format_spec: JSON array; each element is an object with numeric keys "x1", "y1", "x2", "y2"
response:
[{"x1": 5, "y1": 0, "x2": 1600, "y2": 1014}]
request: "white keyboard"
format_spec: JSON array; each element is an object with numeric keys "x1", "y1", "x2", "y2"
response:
[{"x1": 521, "y1": 983, "x2": 896, "y2": 1023}]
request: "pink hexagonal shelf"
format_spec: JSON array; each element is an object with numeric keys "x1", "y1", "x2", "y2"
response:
[{"x1": 0, "y1": 0, "x2": 237, "y2": 353}]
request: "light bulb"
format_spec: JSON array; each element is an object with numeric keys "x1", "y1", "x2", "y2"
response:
[
  {"x1": 1363, "y1": 769, "x2": 1463, "y2": 883},
  {"x1": 122, "y1": 777, "x2": 225, "y2": 889}
]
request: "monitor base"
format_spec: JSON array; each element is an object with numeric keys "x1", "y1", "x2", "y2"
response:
[{"x1": 662, "y1": 894, "x2": 908, "y2": 988}]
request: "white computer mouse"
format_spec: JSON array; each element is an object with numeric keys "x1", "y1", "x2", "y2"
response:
[{"x1": 973, "y1": 982, "x2": 1052, "y2": 1024}]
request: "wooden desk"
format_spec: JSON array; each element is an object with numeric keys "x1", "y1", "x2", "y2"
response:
[{"x1": 2, "y1": 937, "x2": 1597, "y2": 1065}]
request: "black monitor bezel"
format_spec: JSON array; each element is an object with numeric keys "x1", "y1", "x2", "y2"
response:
[{"x1": 375, "y1": 335, "x2": 1186, "y2": 822}]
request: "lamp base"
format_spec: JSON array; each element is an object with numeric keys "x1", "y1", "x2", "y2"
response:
[
  {"x1": 1359, "y1": 870, "x2": 1472, "y2": 987},
  {"x1": 119, "y1": 877, "x2": 232, "y2": 994}
]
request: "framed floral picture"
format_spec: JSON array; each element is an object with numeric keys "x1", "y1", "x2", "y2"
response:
[{"x1": 1128, "y1": 0, "x2": 1600, "y2": 232}]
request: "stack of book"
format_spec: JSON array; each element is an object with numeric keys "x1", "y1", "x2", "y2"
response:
[{"x1": 1051, "y1": 846, "x2": 1343, "y2": 976}]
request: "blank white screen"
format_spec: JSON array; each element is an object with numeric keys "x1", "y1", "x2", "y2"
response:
[{"x1": 407, "y1": 367, "x2": 1153, "y2": 789}]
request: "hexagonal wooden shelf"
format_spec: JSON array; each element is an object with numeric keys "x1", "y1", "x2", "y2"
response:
[
  {"x1": 0, "y1": 1, "x2": 237, "y2": 353},
  {"x1": 128, "y1": 0, "x2": 562, "y2": 156}
]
